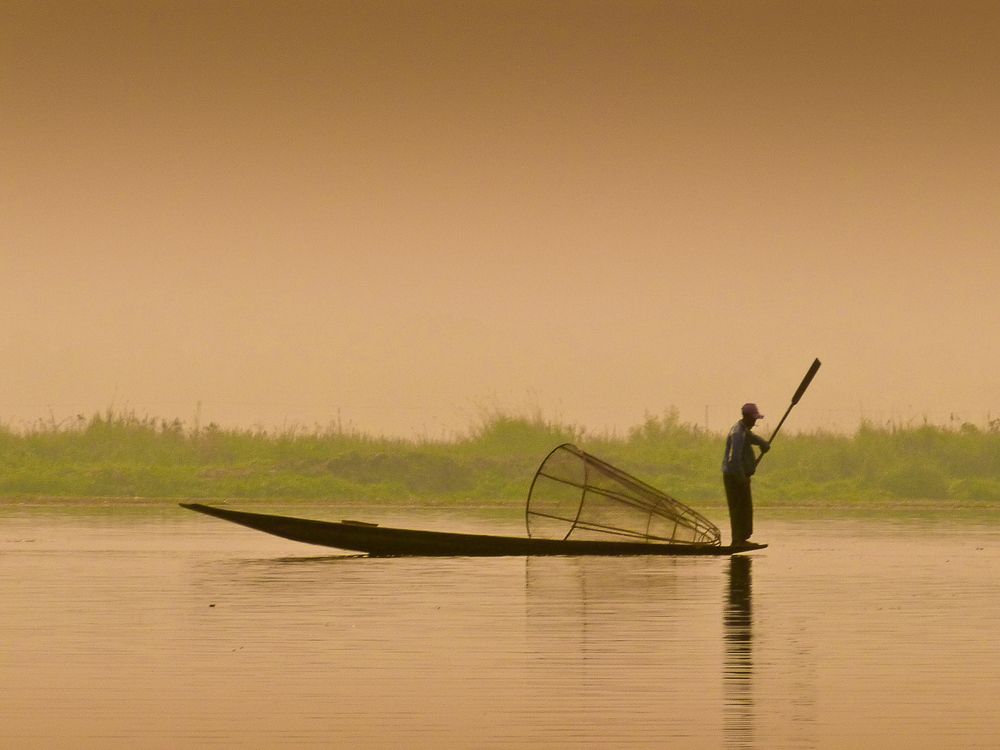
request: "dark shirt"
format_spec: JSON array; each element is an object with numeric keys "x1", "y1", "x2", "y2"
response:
[{"x1": 722, "y1": 420, "x2": 770, "y2": 480}]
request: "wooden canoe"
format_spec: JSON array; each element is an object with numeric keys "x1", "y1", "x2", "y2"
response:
[{"x1": 180, "y1": 503, "x2": 766, "y2": 557}]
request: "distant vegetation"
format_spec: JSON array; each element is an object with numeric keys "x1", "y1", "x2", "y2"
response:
[{"x1": 1, "y1": 408, "x2": 1000, "y2": 506}]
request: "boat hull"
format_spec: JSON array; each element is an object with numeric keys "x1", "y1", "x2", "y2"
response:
[{"x1": 180, "y1": 503, "x2": 765, "y2": 556}]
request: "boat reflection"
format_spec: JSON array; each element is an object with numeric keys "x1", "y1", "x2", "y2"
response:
[{"x1": 724, "y1": 555, "x2": 754, "y2": 749}]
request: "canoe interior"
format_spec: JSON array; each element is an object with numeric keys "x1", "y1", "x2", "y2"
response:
[{"x1": 180, "y1": 503, "x2": 766, "y2": 557}]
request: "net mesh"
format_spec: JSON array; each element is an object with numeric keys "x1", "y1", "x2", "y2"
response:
[{"x1": 526, "y1": 443, "x2": 721, "y2": 546}]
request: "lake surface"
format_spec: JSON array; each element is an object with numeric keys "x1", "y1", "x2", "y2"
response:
[{"x1": 2, "y1": 502, "x2": 999, "y2": 749}]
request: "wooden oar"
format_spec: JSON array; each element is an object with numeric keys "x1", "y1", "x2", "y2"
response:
[{"x1": 755, "y1": 358, "x2": 822, "y2": 467}]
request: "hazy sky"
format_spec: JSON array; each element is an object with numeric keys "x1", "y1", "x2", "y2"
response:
[{"x1": 3, "y1": 2, "x2": 999, "y2": 436}]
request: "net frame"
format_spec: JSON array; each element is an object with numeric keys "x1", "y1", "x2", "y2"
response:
[{"x1": 525, "y1": 443, "x2": 721, "y2": 546}]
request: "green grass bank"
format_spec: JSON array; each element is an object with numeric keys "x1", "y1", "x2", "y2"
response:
[{"x1": 2, "y1": 410, "x2": 1000, "y2": 507}]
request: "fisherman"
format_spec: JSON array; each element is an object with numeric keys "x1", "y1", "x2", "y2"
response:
[{"x1": 722, "y1": 403, "x2": 770, "y2": 547}]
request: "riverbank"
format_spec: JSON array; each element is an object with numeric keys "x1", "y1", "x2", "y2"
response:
[{"x1": 2, "y1": 409, "x2": 999, "y2": 507}]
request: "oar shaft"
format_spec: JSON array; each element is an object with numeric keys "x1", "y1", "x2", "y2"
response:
[
  {"x1": 754, "y1": 358, "x2": 821, "y2": 467},
  {"x1": 766, "y1": 402, "x2": 796, "y2": 445}
]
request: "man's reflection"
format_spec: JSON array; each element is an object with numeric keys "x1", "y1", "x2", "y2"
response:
[{"x1": 724, "y1": 554, "x2": 754, "y2": 749}]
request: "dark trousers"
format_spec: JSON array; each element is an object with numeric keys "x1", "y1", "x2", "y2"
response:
[{"x1": 723, "y1": 473, "x2": 753, "y2": 544}]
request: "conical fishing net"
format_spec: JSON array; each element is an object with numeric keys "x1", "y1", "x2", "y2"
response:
[{"x1": 526, "y1": 444, "x2": 721, "y2": 546}]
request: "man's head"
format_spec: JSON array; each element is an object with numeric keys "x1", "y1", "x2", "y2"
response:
[{"x1": 741, "y1": 403, "x2": 764, "y2": 425}]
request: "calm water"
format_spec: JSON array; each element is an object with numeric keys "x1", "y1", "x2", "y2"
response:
[{"x1": 2, "y1": 503, "x2": 999, "y2": 749}]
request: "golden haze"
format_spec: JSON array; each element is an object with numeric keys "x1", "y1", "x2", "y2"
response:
[{"x1": 2, "y1": 2, "x2": 999, "y2": 435}]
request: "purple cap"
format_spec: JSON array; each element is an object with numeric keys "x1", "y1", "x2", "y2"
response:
[{"x1": 742, "y1": 403, "x2": 764, "y2": 420}]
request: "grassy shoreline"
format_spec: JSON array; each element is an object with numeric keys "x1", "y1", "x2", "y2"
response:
[{"x1": 2, "y1": 409, "x2": 1000, "y2": 509}]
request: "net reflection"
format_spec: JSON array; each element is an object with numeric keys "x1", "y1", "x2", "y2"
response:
[
  {"x1": 724, "y1": 555, "x2": 754, "y2": 749},
  {"x1": 521, "y1": 556, "x2": 723, "y2": 745},
  {"x1": 523, "y1": 557, "x2": 694, "y2": 651}
]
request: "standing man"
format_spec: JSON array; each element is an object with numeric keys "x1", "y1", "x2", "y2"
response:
[{"x1": 722, "y1": 403, "x2": 770, "y2": 547}]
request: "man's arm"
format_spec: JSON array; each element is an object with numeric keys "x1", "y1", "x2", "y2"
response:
[{"x1": 748, "y1": 432, "x2": 770, "y2": 453}]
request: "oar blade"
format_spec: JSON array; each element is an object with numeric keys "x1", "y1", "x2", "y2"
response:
[{"x1": 790, "y1": 358, "x2": 822, "y2": 405}]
